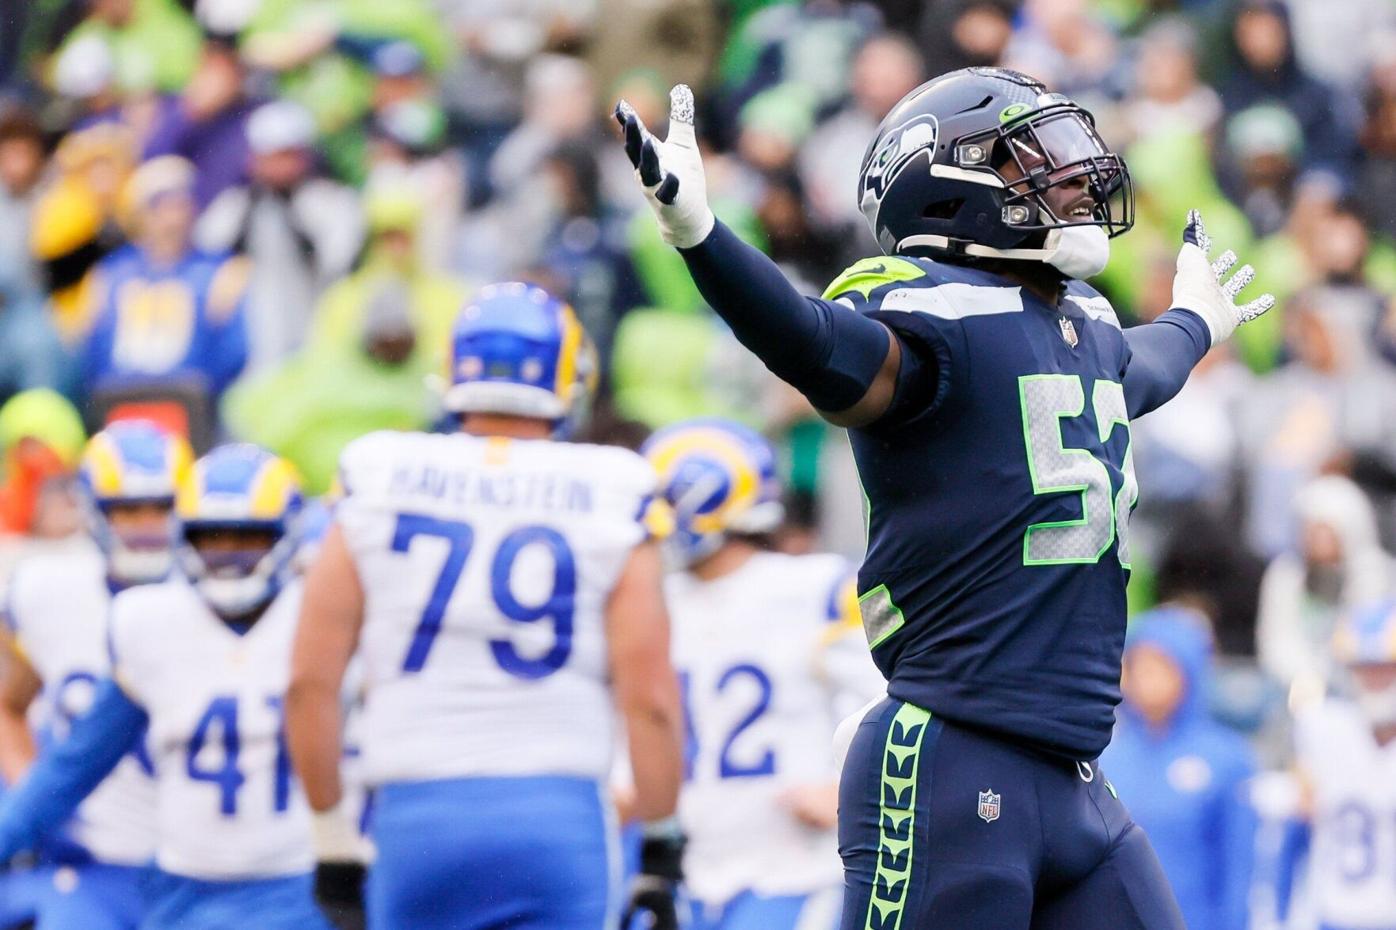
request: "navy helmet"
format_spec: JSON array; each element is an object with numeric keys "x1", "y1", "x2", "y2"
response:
[{"x1": 857, "y1": 67, "x2": 1133, "y2": 259}]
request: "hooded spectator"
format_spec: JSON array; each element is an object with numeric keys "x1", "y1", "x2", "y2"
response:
[
  {"x1": 1221, "y1": 0, "x2": 1354, "y2": 181},
  {"x1": 1123, "y1": 18, "x2": 1221, "y2": 144},
  {"x1": 0, "y1": 389, "x2": 85, "y2": 543},
  {"x1": 1103, "y1": 607, "x2": 1257, "y2": 930},
  {"x1": 196, "y1": 100, "x2": 364, "y2": 370},
  {"x1": 1256, "y1": 475, "x2": 1395, "y2": 695}
]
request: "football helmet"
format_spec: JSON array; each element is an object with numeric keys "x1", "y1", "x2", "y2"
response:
[
  {"x1": 79, "y1": 421, "x2": 193, "y2": 585},
  {"x1": 443, "y1": 282, "x2": 597, "y2": 429},
  {"x1": 642, "y1": 419, "x2": 784, "y2": 567},
  {"x1": 857, "y1": 67, "x2": 1133, "y2": 260},
  {"x1": 177, "y1": 444, "x2": 303, "y2": 619}
]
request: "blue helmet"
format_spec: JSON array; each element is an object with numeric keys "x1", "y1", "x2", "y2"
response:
[
  {"x1": 641, "y1": 419, "x2": 785, "y2": 567},
  {"x1": 78, "y1": 420, "x2": 193, "y2": 585},
  {"x1": 443, "y1": 282, "x2": 597, "y2": 426},
  {"x1": 857, "y1": 67, "x2": 1133, "y2": 259},
  {"x1": 1335, "y1": 600, "x2": 1396, "y2": 667},
  {"x1": 177, "y1": 444, "x2": 303, "y2": 619}
]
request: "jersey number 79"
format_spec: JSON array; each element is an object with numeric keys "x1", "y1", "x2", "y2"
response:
[{"x1": 391, "y1": 513, "x2": 577, "y2": 678}]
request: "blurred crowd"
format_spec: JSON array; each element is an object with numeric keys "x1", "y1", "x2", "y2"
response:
[{"x1": 1, "y1": 0, "x2": 1395, "y2": 927}]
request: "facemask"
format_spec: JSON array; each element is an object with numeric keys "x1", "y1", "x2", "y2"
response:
[
  {"x1": 1356, "y1": 681, "x2": 1396, "y2": 728},
  {"x1": 1043, "y1": 224, "x2": 1110, "y2": 280},
  {"x1": 108, "y1": 545, "x2": 174, "y2": 586}
]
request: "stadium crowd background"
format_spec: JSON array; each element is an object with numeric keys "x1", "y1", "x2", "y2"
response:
[{"x1": 0, "y1": 0, "x2": 1393, "y2": 927}]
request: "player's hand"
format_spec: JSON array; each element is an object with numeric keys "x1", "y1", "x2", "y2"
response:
[
  {"x1": 614, "y1": 85, "x2": 715, "y2": 250},
  {"x1": 1171, "y1": 209, "x2": 1275, "y2": 346},
  {"x1": 620, "y1": 830, "x2": 685, "y2": 930}
]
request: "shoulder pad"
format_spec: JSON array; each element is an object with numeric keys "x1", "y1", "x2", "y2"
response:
[{"x1": 822, "y1": 256, "x2": 929, "y2": 302}]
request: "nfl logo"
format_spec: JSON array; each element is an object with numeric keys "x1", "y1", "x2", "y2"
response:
[
  {"x1": 977, "y1": 789, "x2": 1001, "y2": 823},
  {"x1": 1058, "y1": 316, "x2": 1079, "y2": 348}
]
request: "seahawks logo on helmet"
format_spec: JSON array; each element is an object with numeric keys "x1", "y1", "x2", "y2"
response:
[{"x1": 861, "y1": 114, "x2": 939, "y2": 206}]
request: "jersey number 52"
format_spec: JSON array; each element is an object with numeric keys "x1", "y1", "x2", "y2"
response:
[
  {"x1": 1018, "y1": 374, "x2": 1138, "y2": 567},
  {"x1": 392, "y1": 513, "x2": 576, "y2": 678}
]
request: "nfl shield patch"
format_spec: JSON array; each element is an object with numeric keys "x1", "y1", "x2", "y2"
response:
[
  {"x1": 977, "y1": 789, "x2": 1001, "y2": 823},
  {"x1": 1058, "y1": 316, "x2": 1079, "y2": 348}
]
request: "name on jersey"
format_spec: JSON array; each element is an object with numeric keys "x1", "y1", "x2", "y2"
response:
[{"x1": 388, "y1": 464, "x2": 594, "y2": 514}]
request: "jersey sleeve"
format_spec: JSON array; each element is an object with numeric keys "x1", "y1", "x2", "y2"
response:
[
  {"x1": 105, "y1": 590, "x2": 149, "y2": 707},
  {"x1": 822, "y1": 257, "x2": 964, "y2": 430},
  {"x1": 593, "y1": 446, "x2": 662, "y2": 551}
]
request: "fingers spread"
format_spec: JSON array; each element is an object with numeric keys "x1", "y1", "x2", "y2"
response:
[
  {"x1": 1221, "y1": 264, "x2": 1255, "y2": 300},
  {"x1": 639, "y1": 137, "x2": 665, "y2": 188},
  {"x1": 1210, "y1": 249, "x2": 1237, "y2": 280},
  {"x1": 1238, "y1": 293, "x2": 1276, "y2": 322}
]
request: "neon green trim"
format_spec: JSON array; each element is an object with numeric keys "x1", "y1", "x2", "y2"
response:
[
  {"x1": 1091, "y1": 379, "x2": 1137, "y2": 570},
  {"x1": 821, "y1": 257, "x2": 925, "y2": 302},
  {"x1": 998, "y1": 103, "x2": 1031, "y2": 124},
  {"x1": 859, "y1": 583, "x2": 905, "y2": 649},
  {"x1": 865, "y1": 702, "x2": 930, "y2": 930},
  {"x1": 1105, "y1": 779, "x2": 1118, "y2": 800}
]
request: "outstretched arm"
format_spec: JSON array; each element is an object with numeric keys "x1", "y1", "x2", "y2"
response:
[
  {"x1": 615, "y1": 87, "x2": 905, "y2": 428},
  {"x1": 1124, "y1": 210, "x2": 1274, "y2": 419},
  {"x1": 0, "y1": 678, "x2": 146, "y2": 859}
]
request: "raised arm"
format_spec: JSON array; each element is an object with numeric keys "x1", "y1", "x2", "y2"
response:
[
  {"x1": 287, "y1": 522, "x2": 364, "y2": 813},
  {"x1": 0, "y1": 679, "x2": 146, "y2": 859},
  {"x1": 1124, "y1": 210, "x2": 1274, "y2": 419},
  {"x1": 615, "y1": 87, "x2": 904, "y2": 428}
]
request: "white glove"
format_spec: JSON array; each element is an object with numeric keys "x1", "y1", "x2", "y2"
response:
[
  {"x1": 1171, "y1": 209, "x2": 1276, "y2": 346},
  {"x1": 311, "y1": 803, "x2": 373, "y2": 864},
  {"x1": 614, "y1": 85, "x2": 716, "y2": 249}
]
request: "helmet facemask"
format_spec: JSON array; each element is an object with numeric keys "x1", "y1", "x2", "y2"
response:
[
  {"x1": 180, "y1": 523, "x2": 292, "y2": 620},
  {"x1": 963, "y1": 103, "x2": 1134, "y2": 241},
  {"x1": 96, "y1": 498, "x2": 177, "y2": 586}
]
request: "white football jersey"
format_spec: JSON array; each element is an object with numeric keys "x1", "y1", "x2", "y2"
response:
[
  {"x1": 336, "y1": 431, "x2": 656, "y2": 785},
  {"x1": 3, "y1": 543, "x2": 156, "y2": 865},
  {"x1": 1295, "y1": 698, "x2": 1396, "y2": 928},
  {"x1": 109, "y1": 579, "x2": 313, "y2": 880},
  {"x1": 669, "y1": 551, "x2": 885, "y2": 903}
]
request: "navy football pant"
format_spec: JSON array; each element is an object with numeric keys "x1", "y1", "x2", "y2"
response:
[{"x1": 838, "y1": 699, "x2": 1185, "y2": 930}]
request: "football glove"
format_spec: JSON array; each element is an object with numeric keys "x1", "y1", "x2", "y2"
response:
[
  {"x1": 620, "y1": 827, "x2": 686, "y2": 930},
  {"x1": 614, "y1": 85, "x2": 715, "y2": 250},
  {"x1": 1171, "y1": 209, "x2": 1276, "y2": 347}
]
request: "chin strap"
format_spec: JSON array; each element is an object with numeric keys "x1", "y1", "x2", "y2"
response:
[{"x1": 897, "y1": 224, "x2": 1109, "y2": 280}]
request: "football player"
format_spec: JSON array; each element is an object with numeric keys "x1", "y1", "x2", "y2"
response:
[
  {"x1": 0, "y1": 444, "x2": 333, "y2": 930},
  {"x1": 644, "y1": 419, "x2": 884, "y2": 930},
  {"x1": 1292, "y1": 599, "x2": 1396, "y2": 928},
  {"x1": 0, "y1": 421, "x2": 187, "y2": 929},
  {"x1": 286, "y1": 282, "x2": 683, "y2": 930},
  {"x1": 615, "y1": 68, "x2": 1275, "y2": 929}
]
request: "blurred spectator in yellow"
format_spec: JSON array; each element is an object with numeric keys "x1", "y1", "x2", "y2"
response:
[
  {"x1": 197, "y1": 100, "x2": 365, "y2": 371},
  {"x1": 51, "y1": 0, "x2": 200, "y2": 96},
  {"x1": 142, "y1": 16, "x2": 258, "y2": 209},
  {"x1": 304, "y1": 182, "x2": 466, "y2": 379},
  {"x1": 366, "y1": 101, "x2": 463, "y2": 272},
  {"x1": 1256, "y1": 475, "x2": 1394, "y2": 697},
  {"x1": 799, "y1": 32, "x2": 923, "y2": 247},
  {"x1": 222, "y1": 278, "x2": 437, "y2": 494},
  {"x1": 81, "y1": 156, "x2": 249, "y2": 407},
  {"x1": 1103, "y1": 607, "x2": 1257, "y2": 930},
  {"x1": 0, "y1": 388, "x2": 85, "y2": 545},
  {"x1": 28, "y1": 121, "x2": 136, "y2": 346}
]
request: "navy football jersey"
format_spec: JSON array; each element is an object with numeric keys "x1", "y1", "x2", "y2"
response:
[{"x1": 824, "y1": 256, "x2": 1138, "y2": 761}]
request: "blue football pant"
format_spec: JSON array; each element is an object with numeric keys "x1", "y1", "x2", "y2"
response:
[
  {"x1": 141, "y1": 870, "x2": 333, "y2": 930},
  {"x1": 30, "y1": 863, "x2": 148, "y2": 930},
  {"x1": 690, "y1": 889, "x2": 842, "y2": 930},
  {"x1": 838, "y1": 699, "x2": 1185, "y2": 930},
  {"x1": 367, "y1": 776, "x2": 617, "y2": 930}
]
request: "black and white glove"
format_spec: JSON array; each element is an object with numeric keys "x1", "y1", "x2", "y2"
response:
[
  {"x1": 1171, "y1": 209, "x2": 1276, "y2": 346},
  {"x1": 614, "y1": 85, "x2": 715, "y2": 249},
  {"x1": 620, "y1": 828, "x2": 686, "y2": 930}
]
